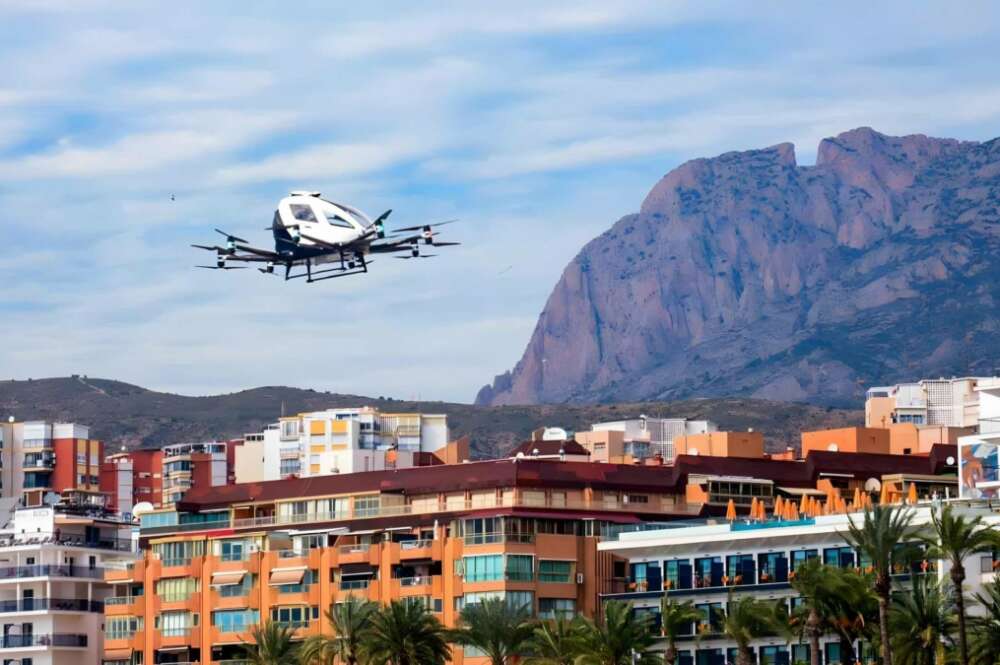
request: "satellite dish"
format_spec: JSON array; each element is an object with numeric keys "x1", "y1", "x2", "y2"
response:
[
  {"x1": 689, "y1": 448, "x2": 699, "y2": 456},
  {"x1": 132, "y1": 502, "x2": 155, "y2": 517},
  {"x1": 6, "y1": 416, "x2": 13, "y2": 424},
  {"x1": 43, "y1": 492, "x2": 60, "y2": 506},
  {"x1": 827, "y1": 443, "x2": 839, "y2": 452},
  {"x1": 864, "y1": 478, "x2": 881, "y2": 493},
  {"x1": 946, "y1": 456, "x2": 956, "y2": 466}
]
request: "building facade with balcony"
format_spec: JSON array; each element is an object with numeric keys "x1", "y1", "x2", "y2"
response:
[
  {"x1": 0, "y1": 422, "x2": 104, "y2": 509},
  {"x1": 233, "y1": 407, "x2": 450, "y2": 483},
  {"x1": 599, "y1": 504, "x2": 1000, "y2": 665},
  {"x1": 959, "y1": 378, "x2": 1000, "y2": 499},
  {"x1": 584, "y1": 417, "x2": 717, "y2": 464},
  {"x1": 0, "y1": 497, "x2": 136, "y2": 665},
  {"x1": 105, "y1": 445, "x2": 961, "y2": 665}
]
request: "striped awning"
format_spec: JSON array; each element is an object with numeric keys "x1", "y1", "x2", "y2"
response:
[
  {"x1": 269, "y1": 567, "x2": 306, "y2": 585},
  {"x1": 103, "y1": 649, "x2": 132, "y2": 660},
  {"x1": 211, "y1": 570, "x2": 247, "y2": 586}
]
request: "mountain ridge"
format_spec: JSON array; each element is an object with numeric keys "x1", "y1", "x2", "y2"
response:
[
  {"x1": 477, "y1": 127, "x2": 1000, "y2": 407},
  {"x1": 0, "y1": 376, "x2": 859, "y2": 457}
]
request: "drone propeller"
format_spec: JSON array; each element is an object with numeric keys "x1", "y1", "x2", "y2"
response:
[
  {"x1": 389, "y1": 219, "x2": 458, "y2": 235},
  {"x1": 215, "y1": 228, "x2": 248, "y2": 243},
  {"x1": 196, "y1": 265, "x2": 248, "y2": 270},
  {"x1": 431, "y1": 241, "x2": 461, "y2": 247},
  {"x1": 191, "y1": 244, "x2": 224, "y2": 252},
  {"x1": 394, "y1": 254, "x2": 438, "y2": 260}
]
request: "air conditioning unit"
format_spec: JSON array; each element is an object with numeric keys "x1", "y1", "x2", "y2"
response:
[{"x1": 576, "y1": 573, "x2": 585, "y2": 584}]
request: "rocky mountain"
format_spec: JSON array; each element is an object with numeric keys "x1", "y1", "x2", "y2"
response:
[
  {"x1": 478, "y1": 128, "x2": 1000, "y2": 406},
  {"x1": 0, "y1": 377, "x2": 858, "y2": 456}
]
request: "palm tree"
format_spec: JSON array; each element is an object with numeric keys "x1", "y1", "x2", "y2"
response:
[
  {"x1": 242, "y1": 620, "x2": 299, "y2": 665},
  {"x1": 889, "y1": 575, "x2": 955, "y2": 665},
  {"x1": 844, "y1": 503, "x2": 916, "y2": 665},
  {"x1": 361, "y1": 600, "x2": 450, "y2": 665},
  {"x1": 524, "y1": 616, "x2": 590, "y2": 665},
  {"x1": 789, "y1": 559, "x2": 843, "y2": 665},
  {"x1": 450, "y1": 597, "x2": 535, "y2": 665},
  {"x1": 826, "y1": 568, "x2": 878, "y2": 665},
  {"x1": 919, "y1": 503, "x2": 998, "y2": 665},
  {"x1": 721, "y1": 595, "x2": 786, "y2": 665},
  {"x1": 578, "y1": 600, "x2": 659, "y2": 665},
  {"x1": 659, "y1": 596, "x2": 702, "y2": 665},
  {"x1": 300, "y1": 596, "x2": 377, "y2": 665},
  {"x1": 969, "y1": 579, "x2": 1000, "y2": 665}
]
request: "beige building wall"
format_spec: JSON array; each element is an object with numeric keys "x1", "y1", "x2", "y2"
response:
[
  {"x1": 866, "y1": 396, "x2": 896, "y2": 428},
  {"x1": 575, "y1": 430, "x2": 626, "y2": 463},
  {"x1": 674, "y1": 431, "x2": 764, "y2": 458},
  {"x1": 234, "y1": 438, "x2": 266, "y2": 483}
]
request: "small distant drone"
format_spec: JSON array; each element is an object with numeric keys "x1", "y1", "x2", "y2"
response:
[{"x1": 193, "y1": 191, "x2": 459, "y2": 283}]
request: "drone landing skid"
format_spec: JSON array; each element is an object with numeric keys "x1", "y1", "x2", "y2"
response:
[{"x1": 285, "y1": 260, "x2": 371, "y2": 284}]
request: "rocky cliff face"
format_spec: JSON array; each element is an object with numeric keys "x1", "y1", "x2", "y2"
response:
[{"x1": 477, "y1": 128, "x2": 1000, "y2": 406}]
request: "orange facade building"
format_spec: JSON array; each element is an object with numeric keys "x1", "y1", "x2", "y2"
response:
[{"x1": 104, "y1": 448, "x2": 959, "y2": 665}]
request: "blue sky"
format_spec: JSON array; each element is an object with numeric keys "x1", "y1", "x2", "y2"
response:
[{"x1": 1, "y1": 1, "x2": 999, "y2": 402}]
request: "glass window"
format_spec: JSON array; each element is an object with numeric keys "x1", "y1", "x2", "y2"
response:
[
  {"x1": 757, "y1": 552, "x2": 788, "y2": 583},
  {"x1": 290, "y1": 204, "x2": 318, "y2": 223},
  {"x1": 506, "y1": 555, "x2": 534, "y2": 582},
  {"x1": 695, "y1": 602, "x2": 724, "y2": 635},
  {"x1": 823, "y1": 546, "x2": 855, "y2": 568},
  {"x1": 325, "y1": 211, "x2": 355, "y2": 228},
  {"x1": 694, "y1": 557, "x2": 722, "y2": 588},
  {"x1": 219, "y1": 574, "x2": 254, "y2": 598},
  {"x1": 156, "y1": 577, "x2": 197, "y2": 602},
  {"x1": 538, "y1": 598, "x2": 575, "y2": 620},
  {"x1": 157, "y1": 611, "x2": 195, "y2": 636},
  {"x1": 538, "y1": 560, "x2": 573, "y2": 583},
  {"x1": 212, "y1": 609, "x2": 258, "y2": 633},
  {"x1": 790, "y1": 549, "x2": 818, "y2": 572},
  {"x1": 792, "y1": 644, "x2": 810, "y2": 665},
  {"x1": 462, "y1": 555, "x2": 503, "y2": 582}
]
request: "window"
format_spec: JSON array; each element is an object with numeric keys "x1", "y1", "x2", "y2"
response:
[
  {"x1": 219, "y1": 539, "x2": 248, "y2": 562},
  {"x1": 325, "y1": 211, "x2": 354, "y2": 228},
  {"x1": 156, "y1": 611, "x2": 195, "y2": 636},
  {"x1": 219, "y1": 574, "x2": 254, "y2": 598},
  {"x1": 757, "y1": 552, "x2": 788, "y2": 583},
  {"x1": 506, "y1": 555, "x2": 533, "y2": 582},
  {"x1": 725, "y1": 554, "x2": 754, "y2": 585},
  {"x1": 290, "y1": 204, "x2": 318, "y2": 223},
  {"x1": 824, "y1": 546, "x2": 855, "y2": 568},
  {"x1": 694, "y1": 556, "x2": 722, "y2": 588},
  {"x1": 279, "y1": 569, "x2": 317, "y2": 593},
  {"x1": 354, "y1": 496, "x2": 380, "y2": 517},
  {"x1": 271, "y1": 605, "x2": 310, "y2": 628},
  {"x1": 213, "y1": 609, "x2": 258, "y2": 633},
  {"x1": 695, "y1": 602, "x2": 724, "y2": 635},
  {"x1": 626, "y1": 494, "x2": 649, "y2": 504},
  {"x1": 106, "y1": 616, "x2": 143, "y2": 639},
  {"x1": 461, "y1": 555, "x2": 503, "y2": 582},
  {"x1": 759, "y1": 646, "x2": 785, "y2": 665},
  {"x1": 279, "y1": 458, "x2": 300, "y2": 476},
  {"x1": 456, "y1": 591, "x2": 533, "y2": 612},
  {"x1": 505, "y1": 591, "x2": 534, "y2": 613},
  {"x1": 663, "y1": 559, "x2": 692, "y2": 590},
  {"x1": 156, "y1": 577, "x2": 197, "y2": 602},
  {"x1": 538, "y1": 598, "x2": 575, "y2": 619},
  {"x1": 538, "y1": 560, "x2": 574, "y2": 583},
  {"x1": 790, "y1": 549, "x2": 818, "y2": 572}
]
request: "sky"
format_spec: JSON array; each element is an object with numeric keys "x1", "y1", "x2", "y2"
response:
[{"x1": 1, "y1": 1, "x2": 999, "y2": 402}]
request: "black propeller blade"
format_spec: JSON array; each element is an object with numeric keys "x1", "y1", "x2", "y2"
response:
[
  {"x1": 215, "y1": 228, "x2": 248, "y2": 243},
  {"x1": 196, "y1": 265, "x2": 248, "y2": 270},
  {"x1": 389, "y1": 219, "x2": 458, "y2": 235},
  {"x1": 432, "y1": 241, "x2": 461, "y2": 247},
  {"x1": 191, "y1": 244, "x2": 224, "y2": 252}
]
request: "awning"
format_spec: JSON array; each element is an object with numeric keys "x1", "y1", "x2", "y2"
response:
[
  {"x1": 776, "y1": 486, "x2": 826, "y2": 497},
  {"x1": 269, "y1": 567, "x2": 306, "y2": 585},
  {"x1": 157, "y1": 646, "x2": 192, "y2": 653},
  {"x1": 103, "y1": 649, "x2": 132, "y2": 660},
  {"x1": 211, "y1": 570, "x2": 247, "y2": 586},
  {"x1": 340, "y1": 563, "x2": 376, "y2": 576}
]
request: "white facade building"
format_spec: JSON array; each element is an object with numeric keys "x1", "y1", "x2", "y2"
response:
[
  {"x1": 600, "y1": 505, "x2": 1000, "y2": 665},
  {"x1": 235, "y1": 407, "x2": 449, "y2": 483},
  {"x1": 591, "y1": 416, "x2": 717, "y2": 462},
  {"x1": 958, "y1": 378, "x2": 1000, "y2": 499},
  {"x1": 0, "y1": 502, "x2": 136, "y2": 665},
  {"x1": 867, "y1": 377, "x2": 990, "y2": 427}
]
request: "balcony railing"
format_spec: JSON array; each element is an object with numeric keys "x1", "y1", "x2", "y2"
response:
[
  {"x1": 400, "y1": 539, "x2": 434, "y2": 550},
  {"x1": 105, "y1": 595, "x2": 141, "y2": 606},
  {"x1": 0, "y1": 598, "x2": 103, "y2": 613},
  {"x1": 144, "y1": 494, "x2": 699, "y2": 536},
  {"x1": 0, "y1": 564, "x2": 107, "y2": 580},
  {"x1": 982, "y1": 417, "x2": 1000, "y2": 436},
  {"x1": 398, "y1": 576, "x2": 433, "y2": 587},
  {"x1": 338, "y1": 544, "x2": 371, "y2": 555},
  {"x1": 0, "y1": 533, "x2": 136, "y2": 552},
  {"x1": 0, "y1": 633, "x2": 88, "y2": 648},
  {"x1": 339, "y1": 579, "x2": 372, "y2": 590},
  {"x1": 463, "y1": 532, "x2": 534, "y2": 545},
  {"x1": 160, "y1": 627, "x2": 193, "y2": 637}
]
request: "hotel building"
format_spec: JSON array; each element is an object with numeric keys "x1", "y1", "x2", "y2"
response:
[
  {"x1": 105, "y1": 443, "x2": 958, "y2": 665},
  {"x1": 233, "y1": 407, "x2": 450, "y2": 482},
  {"x1": 599, "y1": 503, "x2": 999, "y2": 665},
  {"x1": 0, "y1": 493, "x2": 136, "y2": 665},
  {"x1": 0, "y1": 422, "x2": 104, "y2": 508}
]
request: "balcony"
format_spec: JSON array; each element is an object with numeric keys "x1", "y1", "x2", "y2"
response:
[
  {"x1": 338, "y1": 543, "x2": 372, "y2": 556},
  {"x1": 0, "y1": 564, "x2": 107, "y2": 580},
  {"x1": 0, "y1": 598, "x2": 104, "y2": 613},
  {"x1": 463, "y1": 532, "x2": 534, "y2": 546},
  {"x1": 0, "y1": 633, "x2": 88, "y2": 648},
  {"x1": 0, "y1": 533, "x2": 136, "y2": 552},
  {"x1": 981, "y1": 417, "x2": 1000, "y2": 437}
]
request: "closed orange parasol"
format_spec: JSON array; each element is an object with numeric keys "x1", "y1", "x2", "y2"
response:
[
  {"x1": 907, "y1": 482, "x2": 918, "y2": 505},
  {"x1": 726, "y1": 498, "x2": 737, "y2": 522}
]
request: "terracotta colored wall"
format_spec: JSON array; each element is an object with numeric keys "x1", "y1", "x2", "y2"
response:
[
  {"x1": 674, "y1": 432, "x2": 764, "y2": 458},
  {"x1": 52, "y1": 437, "x2": 76, "y2": 493},
  {"x1": 801, "y1": 427, "x2": 890, "y2": 456},
  {"x1": 866, "y1": 396, "x2": 895, "y2": 428},
  {"x1": 888, "y1": 424, "x2": 920, "y2": 455}
]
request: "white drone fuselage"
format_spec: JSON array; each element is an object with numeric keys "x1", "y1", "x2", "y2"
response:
[{"x1": 277, "y1": 191, "x2": 374, "y2": 261}]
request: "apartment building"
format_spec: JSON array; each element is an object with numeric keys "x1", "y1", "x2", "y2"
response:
[
  {"x1": 599, "y1": 503, "x2": 999, "y2": 665},
  {"x1": 233, "y1": 407, "x2": 450, "y2": 482},
  {"x1": 866, "y1": 377, "x2": 993, "y2": 428},
  {"x1": 105, "y1": 444, "x2": 960, "y2": 665},
  {"x1": 0, "y1": 422, "x2": 104, "y2": 508},
  {"x1": 0, "y1": 492, "x2": 136, "y2": 665},
  {"x1": 583, "y1": 417, "x2": 716, "y2": 463},
  {"x1": 958, "y1": 378, "x2": 1000, "y2": 499},
  {"x1": 100, "y1": 442, "x2": 233, "y2": 514}
]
